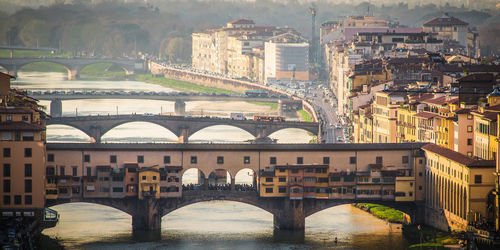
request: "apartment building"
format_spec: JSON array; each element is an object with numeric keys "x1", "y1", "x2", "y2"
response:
[{"x1": 0, "y1": 72, "x2": 47, "y2": 217}]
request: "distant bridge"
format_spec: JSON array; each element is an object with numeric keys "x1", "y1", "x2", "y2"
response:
[
  {"x1": 31, "y1": 91, "x2": 284, "y2": 117},
  {"x1": 46, "y1": 114, "x2": 320, "y2": 143},
  {"x1": 0, "y1": 57, "x2": 138, "y2": 80}
]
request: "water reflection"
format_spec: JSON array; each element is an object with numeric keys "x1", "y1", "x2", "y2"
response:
[{"x1": 43, "y1": 202, "x2": 409, "y2": 250}]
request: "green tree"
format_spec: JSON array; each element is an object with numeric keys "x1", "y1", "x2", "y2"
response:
[
  {"x1": 18, "y1": 20, "x2": 50, "y2": 47},
  {"x1": 165, "y1": 37, "x2": 190, "y2": 63}
]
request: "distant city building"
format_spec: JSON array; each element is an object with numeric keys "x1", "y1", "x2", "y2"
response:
[
  {"x1": 264, "y1": 33, "x2": 310, "y2": 82},
  {"x1": 422, "y1": 13, "x2": 469, "y2": 50},
  {"x1": 191, "y1": 19, "x2": 298, "y2": 83}
]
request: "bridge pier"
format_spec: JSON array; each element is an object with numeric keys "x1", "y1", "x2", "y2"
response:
[
  {"x1": 89, "y1": 126, "x2": 102, "y2": 143},
  {"x1": 131, "y1": 198, "x2": 162, "y2": 234},
  {"x1": 273, "y1": 199, "x2": 305, "y2": 230},
  {"x1": 178, "y1": 127, "x2": 189, "y2": 143},
  {"x1": 67, "y1": 69, "x2": 79, "y2": 80},
  {"x1": 50, "y1": 99, "x2": 62, "y2": 117},
  {"x1": 174, "y1": 100, "x2": 186, "y2": 116}
]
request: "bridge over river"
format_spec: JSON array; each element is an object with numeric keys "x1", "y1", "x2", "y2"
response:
[
  {"x1": 45, "y1": 142, "x2": 427, "y2": 234},
  {"x1": 47, "y1": 114, "x2": 320, "y2": 143},
  {"x1": 0, "y1": 57, "x2": 138, "y2": 80},
  {"x1": 31, "y1": 91, "x2": 286, "y2": 117}
]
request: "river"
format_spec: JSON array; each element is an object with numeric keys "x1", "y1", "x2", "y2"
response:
[{"x1": 13, "y1": 72, "x2": 411, "y2": 249}]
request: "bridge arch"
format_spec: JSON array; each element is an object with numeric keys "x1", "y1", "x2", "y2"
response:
[
  {"x1": 100, "y1": 120, "x2": 181, "y2": 139},
  {"x1": 304, "y1": 200, "x2": 415, "y2": 224},
  {"x1": 46, "y1": 199, "x2": 136, "y2": 216},
  {"x1": 79, "y1": 62, "x2": 134, "y2": 75},
  {"x1": 268, "y1": 126, "x2": 318, "y2": 137},
  {"x1": 189, "y1": 124, "x2": 257, "y2": 141},
  {"x1": 100, "y1": 121, "x2": 178, "y2": 143},
  {"x1": 160, "y1": 193, "x2": 276, "y2": 218},
  {"x1": 15, "y1": 61, "x2": 74, "y2": 79},
  {"x1": 46, "y1": 124, "x2": 93, "y2": 142}
]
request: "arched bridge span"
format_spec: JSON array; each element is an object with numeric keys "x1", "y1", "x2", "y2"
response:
[
  {"x1": 0, "y1": 58, "x2": 136, "y2": 79},
  {"x1": 46, "y1": 115, "x2": 320, "y2": 143},
  {"x1": 45, "y1": 191, "x2": 421, "y2": 233}
]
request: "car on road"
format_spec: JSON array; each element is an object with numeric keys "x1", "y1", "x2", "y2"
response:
[
  {"x1": 336, "y1": 136, "x2": 343, "y2": 142},
  {"x1": 335, "y1": 123, "x2": 342, "y2": 129}
]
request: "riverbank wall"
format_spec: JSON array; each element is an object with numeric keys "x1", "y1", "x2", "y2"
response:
[{"x1": 149, "y1": 61, "x2": 319, "y2": 122}]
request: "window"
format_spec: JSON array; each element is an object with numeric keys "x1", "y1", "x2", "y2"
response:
[
  {"x1": 84, "y1": 154, "x2": 90, "y2": 162},
  {"x1": 72, "y1": 167, "x2": 77, "y2": 177},
  {"x1": 217, "y1": 156, "x2": 224, "y2": 164},
  {"x1": 419, "y1": 159, "x2": 423, "y2": 164},
  {"x1": 270, "y1": 157, "x2": 276, "y2": 164},
  {"x1": 331, "y1": 176, "x2": 340, "y2": 182},
  {"x1": 6, "y1": 115, "x2": 11, "y2": 121},
  {"x1": 297, "y1": 157, "x2": 303, "y2": 164},
  {"x1": 142, "y1": 176, "x2": 146, "y2": 180},
  {"x1": 3, "y1": 148, "x2": 10, "y2": 157},
  {"x1": 474, "y1": 175, "x2": 482, "y2": 184},
  {"x1": 25, "y1": 180, "x2": 32, "y2": 193},
  {"x1": 265, "y1": 188, "x2": 273, "y2": 193},
  {"x1": 1, "y1": 132, "x2": 12, "y2": 140},
  {"x1": 350, "y1": 156, "x2": 356, "y2": 164},
  {"x1": 372, "y1": 178, "x2": 380, "y2": 183},
  {"x1": 402, "y1": 156, "x2": 409, "y2": 164},
  {"x1": 25, "y1": 195, "x2": 32, "y2": 205},
  {"x1": 14, "y1": 195, "x2": 21, "y2": 205},
  {"x1": 164, "y1": 156, "x2": 171, "y2": 164},
  {"x1": 4, "y1": 180, "x2": 10, "y2": 192},
  {"x1": 25, "y1": 164, "x2": 32, "y2": 177},
  {"x1": 3, "y1": 195, "x2": 10, "y2": 205},
  {"x1": 278, "y1": 187, "x2": 286, "y2": 193},
  {"x1": 112, "y1": 187, "x2": 123, "y2": 192},
  {"x1": 266, "y1": 177, "x2": 273, "y2": 182},
  {"x1": 46, "y1": 167, "x2": 55, "y2": 176},
  {"x1": 3, "y1": 164, "x2": 10, "y2": 177},
  {"x1": 467, "y1": 114, "x2": 473, "y2": 120},
  {"x1": 190, "y1": 156, "x2": 197, "y2": 164},
  {"x1": 137, "y1": 155, "x2": 144, "y2": 163},
  {"x1": 467, "y1": 139, "x2": 473, "y2": 145},
  {"x1": 60, "y1": 166, "x2": 65, "y2": 176},
  {"x1": 278, "y1": 177, "x2": 286, "y2": 182},
  {"x1": 22, "y1": 115, "x2": 28, "y2": 121},
  {"x1": 376, "y1": 156, "x2": 383, "y2": 164},
  {"x1": 419, "y1": 186, "x2": 422, "y2": 190},
  {"x1": 110, "y1": 155, "x2": 117, "y2": 163},
  {"x1": 467, "y1": 125, "x2": 473, "y2": 132},
  {"x1": 153, "y1": 176, "x2": 157, "y2": 180},
  {"x1": 291, "y1": 169, "x2": 299, "y2": 174},
  {"x1": 409, "y1": 192, "x2": 413, "y2": 197},
  {"x1": 243, "y1": 156, "x2": 250, "y2": 164},
  {"x1": 22, "y1": 132, "x2": 34, "y2": 141},
  {"x1": 323, "y1": 157, "x2": 330, "y2": 164},
  {"x1": 419, "y1": 172, "x2": 423, "y2": 177},
  {"x1": 86, "y1": 167, "x2": 92, "y2": 176},
  {"x1": 24, "y1": 148, "x2": 32, "y2": 157}
]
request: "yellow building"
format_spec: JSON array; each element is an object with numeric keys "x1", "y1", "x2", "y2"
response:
[
  {"x1": 423, "y1": 143, "x2": 496, "y2": 231},
  {"x1": 397, "y1": 100, "x2": 419, "y2": 143},
  {"x1": 353, "y1": 104, "x2": 373, "y2": 143},
  {"x1": 471, "y1": 101, "x2": 500, "y2": 160},
  {"x1": 138, "y1": 166, "x2": 161, "y2": 199},
  {"x1": 0, "y1": 72, "x2": 48, "y2": 217},
  {"x1": 372, "y1": 92, "x2": 405, "y2": 143}
]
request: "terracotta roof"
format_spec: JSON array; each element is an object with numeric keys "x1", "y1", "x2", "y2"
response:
[
  {"x1": 0, "y1": 122, "x2": 45, "y2": 131},
  {"x1": 423, "y1": 14, "x2": 468, "y2": 27},
  {"x1": 0, "y1": 107, "x2": 33, "y2": 114},
  {"x1": 414, "y1": 112, "x2": 438, "y2": 119},
  {"x1": 422, "y1": 143, "x2": 494, "y2": 168},
  {"x1": 228, "y1": 19, "x2": 255, "y2": 25},
  {"x1": 423, "y1": 96, "x2": 458, "y2": 106},
  {"x1": 458, "y1": 73, "x2": 494, "y2": 83}
]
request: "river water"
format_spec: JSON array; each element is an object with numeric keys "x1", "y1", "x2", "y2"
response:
[{"x1": 13, "y1": 72, "x2": 410, "y2": 249}]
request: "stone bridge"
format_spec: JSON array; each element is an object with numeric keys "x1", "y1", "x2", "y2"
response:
[
  {"x1": 46, "y1": 115, "x2": 320, "y2": 143},
  {"x1": 46, "y1": 190, "x2": 423, "y2": 233},
  {"x1": 0, "y1": 57, "x2": 137, "y2": 79},
  {"x1": 32, "y1": 93, "x2": 284, "y2": 117}
]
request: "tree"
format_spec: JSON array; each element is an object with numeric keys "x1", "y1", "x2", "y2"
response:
[
  {"x1": 164, "y1": 37, "x2": 190, "y2": 63},
  {"x1": 18, "y1": 20, "x2": 50, "y2": 47}
]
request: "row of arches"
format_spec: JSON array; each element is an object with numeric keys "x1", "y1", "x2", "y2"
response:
[
  {"x1": 47, "y1": 123, "x2": 314, "y2": 143},
  {"x1": 425, "y1": 169, "x2": 468, "y2": 220},
  {"x1": 0, "y1": 61, "x2": 131, "y2": 77},
  {"x1": 181, "y1": 167, "x2": 256, "y2": 190}
]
